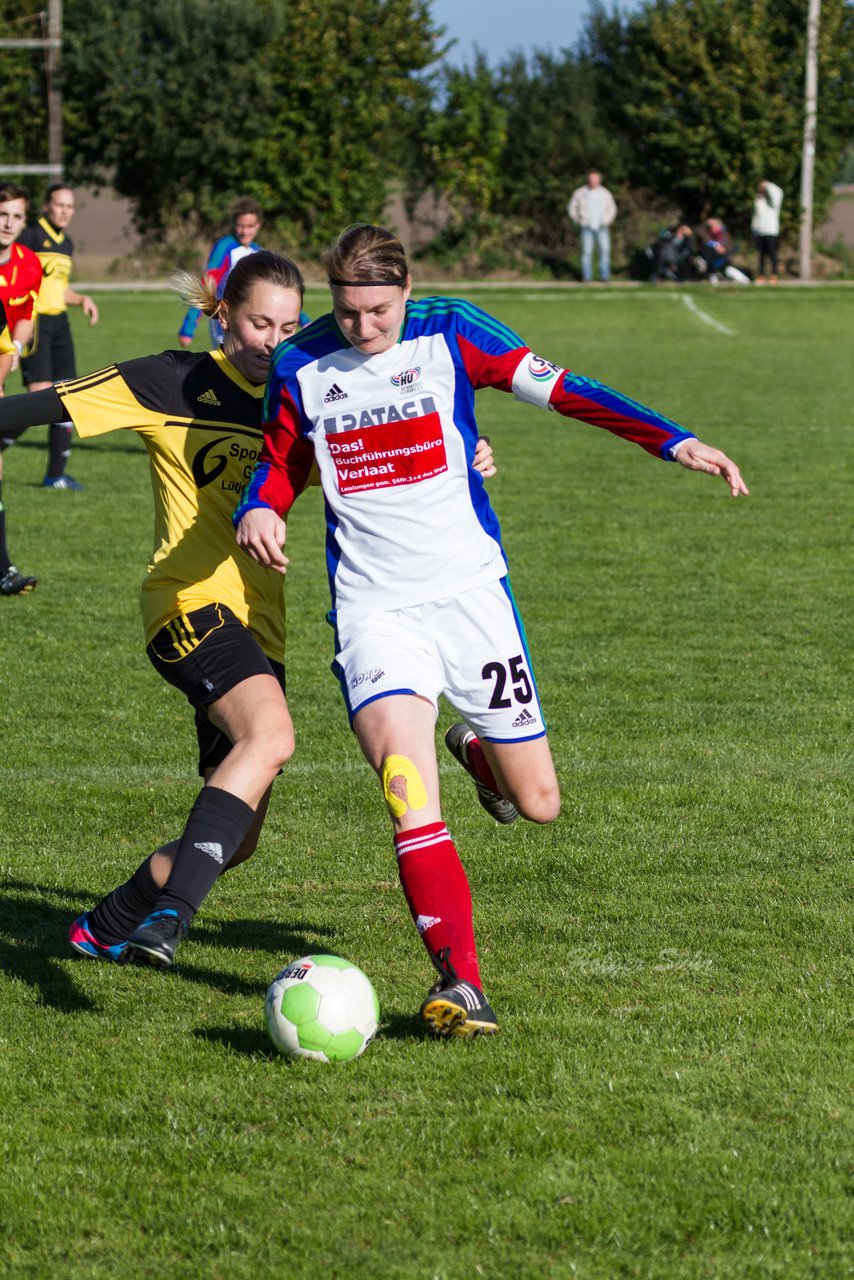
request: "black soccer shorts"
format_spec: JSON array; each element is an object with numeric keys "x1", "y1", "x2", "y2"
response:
[
  {"x1": 20, "y1": 312, "x2": 77, "y2": 385},
  {"x1": 147, "y1": 603, "x2": 286, "y2": 775}
]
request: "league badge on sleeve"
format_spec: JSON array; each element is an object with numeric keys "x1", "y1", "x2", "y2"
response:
[{"x1": 512, "y1": 353, "x2": 565, "y2": 407}]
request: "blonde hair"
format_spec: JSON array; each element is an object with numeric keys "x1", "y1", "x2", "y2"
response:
[
  {"x1": 321, "y1": 224, "x2": 408, "y2": 286},
  {"x1": 173, "y1": 250, "x2": 305, "y2": 320}
]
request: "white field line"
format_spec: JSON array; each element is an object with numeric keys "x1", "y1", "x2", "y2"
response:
[
  {"x1": 679, "y1": 292, "x2": 737, "y2": 336},
  {"x1": 515, "y1": 288, "x2": 738, "y2": 336}
]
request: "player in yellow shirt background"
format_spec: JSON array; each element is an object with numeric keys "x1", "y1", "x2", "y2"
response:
[{"x1": 16, "y1": 183, "x2": 99, "y2": 490}]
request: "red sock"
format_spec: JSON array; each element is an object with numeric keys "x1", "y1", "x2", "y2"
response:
[
  {"x1": 394, "y1": 821, "x2": 481, "y2": 987},
  {"x1": 465, "y1": 735, "x2": 503, "y2": 796}
]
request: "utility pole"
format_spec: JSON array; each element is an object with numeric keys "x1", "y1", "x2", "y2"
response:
[
  {"x1": 799, "y1": 0, "x2": 821, "y2": 281},
  {"x1": 46, "y1": 0, "x2": 64, "y2": 174}
]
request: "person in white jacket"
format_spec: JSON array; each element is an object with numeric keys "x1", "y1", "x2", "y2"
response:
[
  {"x1": 567, "y1": 170, "x2": 617, "y2": 282},
  {"x1": 751, "y1": 180, "x2": 783, "y2": 283}
]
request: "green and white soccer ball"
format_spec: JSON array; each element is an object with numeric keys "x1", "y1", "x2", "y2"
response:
[{"x1": 265, "y1": 954, "x2": 380, "y2": 1062}]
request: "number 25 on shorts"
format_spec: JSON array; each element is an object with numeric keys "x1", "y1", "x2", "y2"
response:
[{"x1": 482, "y1": 655, "x2": 532, "y2": 708}]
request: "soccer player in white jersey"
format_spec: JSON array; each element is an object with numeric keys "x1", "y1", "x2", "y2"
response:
[{"x1": 235, "y1": 224, "x2": 749, "y2": 1039}]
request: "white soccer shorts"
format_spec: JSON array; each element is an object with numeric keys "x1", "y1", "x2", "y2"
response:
[{"x1": 331, "y1": 577, "x2": 547, "y2": 743}]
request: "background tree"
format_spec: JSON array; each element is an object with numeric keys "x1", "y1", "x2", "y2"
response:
[
  {"x1": 249, "y1": 0, "x2": 439, "y2": 252},
  {"x1": 0, "y1": 2, "x2": 49, "y2": 182},
  {"x1": 404, "y1": 55, "x2": 510, "y2": 270},
  {"x1": 62, "y1": 0, "x2": 440, "y2": 251},
  {"x1": 63, "y1": 0, "x2": 278, "y2": 237},
  {"x1": 29, "y1": 0, "x2": 854, "y2": 274},
  {"x1": 494, "y1": 48, "x2": 627, "y2": 274},
  {"x1": 586, "y1": 0, "x2": 854, "y2": 238}
]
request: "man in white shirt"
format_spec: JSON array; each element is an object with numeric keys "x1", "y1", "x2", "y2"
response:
[
  {"x1": 567, "y1": 169, "x2": 618, "y2": 283},
  {"x1": 751, "y1": 180, "x2": 783, "y2": 283}
]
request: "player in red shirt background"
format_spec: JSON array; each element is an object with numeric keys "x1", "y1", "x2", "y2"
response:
[{"x1": 0, "y1": 181, "x2": 42, "y2": 595}]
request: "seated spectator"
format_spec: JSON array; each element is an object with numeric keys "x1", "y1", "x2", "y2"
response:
[
  {"x1": 649, "y1": 224, "x2": 696, "y2": 282},
  {"x1": 701, "y1": 218, "x2": 732, "y2": 282}
]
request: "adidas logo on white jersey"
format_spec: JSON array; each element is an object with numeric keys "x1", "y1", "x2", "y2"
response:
[
  {"x1": 197, "y1": 389, "x2": 221, "y2": 406},
  {"x1": 323, "y1": 383, "x2": 347, "y2": 403},
  {"x1": 511, "y1": 707, "x2": 537, "y2": 729},
  {"x1": 415, "y1": 913, "x2": 442, "y2": 935},
  {"x1": 194, "y1": 840, "x2": 224, "y2": 863}
]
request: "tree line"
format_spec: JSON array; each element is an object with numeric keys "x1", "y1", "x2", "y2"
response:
[{"x1": 0, "y1": 0, "x2": 851, "y2": 274}]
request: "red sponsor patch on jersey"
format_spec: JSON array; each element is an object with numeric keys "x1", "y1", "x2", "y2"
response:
[{"x1": 328, "y1": 412, "x2": 447, "y2": 495}]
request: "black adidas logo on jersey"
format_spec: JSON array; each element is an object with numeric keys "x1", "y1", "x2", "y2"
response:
[
  {"x1": 511, "y1": 707, "x2": 536, "y2": 729},
  {"x1": 323, "y1": 383, "x2": 347, "y2": 403},
  {"x1": 197, "y1": 389, "x2": 221, "y2": 406}
]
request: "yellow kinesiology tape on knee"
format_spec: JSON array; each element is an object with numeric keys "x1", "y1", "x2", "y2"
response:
[{"x1": 381, "y1": 755, "x2": 428, "y2": 819}]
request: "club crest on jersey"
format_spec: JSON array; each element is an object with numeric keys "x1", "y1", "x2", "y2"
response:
[
  {"x1": 390, "y1": 366, "x2": 421, "y2": 389},
  {"x1": 527, "y1": 355, "x2": 561, "y2": 382}
]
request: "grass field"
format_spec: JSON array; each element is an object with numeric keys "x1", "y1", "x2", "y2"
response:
[{"x1": 0, "y1": 284, "x2": 851, "y2": 1279}]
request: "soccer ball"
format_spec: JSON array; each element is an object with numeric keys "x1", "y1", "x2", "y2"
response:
[{"x1": 265, "y1": 954, "x2": 380, "y2": 1062}]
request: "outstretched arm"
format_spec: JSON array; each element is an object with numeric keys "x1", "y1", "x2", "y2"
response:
[{"x1": 0, "y1": 388, "x2": 65, "y2": 447}]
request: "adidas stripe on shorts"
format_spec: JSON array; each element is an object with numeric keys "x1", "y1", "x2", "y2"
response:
[{"x1": 331, "y1": 577, "x2": 546, "y2": 743}]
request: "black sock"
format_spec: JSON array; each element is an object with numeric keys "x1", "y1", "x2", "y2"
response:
[
  {"x1": 156, "y1": 787, "x2": 255, "y2": 925},
  {"x1": 0, "y1": 480, "x2": 10, "y2": 573},
  {"x1": 47, "y1": 422, "x2": 73, "y2": 479},
  {"x1": 88, "y1": 844, "x2": 177, "y2": 944}
]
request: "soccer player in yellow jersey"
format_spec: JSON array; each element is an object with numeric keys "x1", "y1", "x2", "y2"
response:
[
  {"x1": 0, "y1": 252, "x2": 302, "y2": 961},
  {"x1": 17, "y1": 183, "x2": 99, "y2": 490}
]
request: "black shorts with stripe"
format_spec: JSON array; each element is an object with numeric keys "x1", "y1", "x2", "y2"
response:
[
  {"x1": 147, "y1": 603, "x2": 286, "y2": 775},
  {"x1": 21, "y1": 312, "x2": 76, "y2": 385}
]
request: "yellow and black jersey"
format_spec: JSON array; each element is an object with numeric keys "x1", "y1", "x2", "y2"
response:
[
  {"x1": 56, "y1": 348, "x2": 286, "y2": 662},
  {"x1": 18, "y1": 216, "x2": 73, "y2": 315}
]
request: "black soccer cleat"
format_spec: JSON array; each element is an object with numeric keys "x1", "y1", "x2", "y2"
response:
[
  {"x1": 444, "y1": 723, "x2": 518, "y2": 824},
  {"x1": 125, "y1": 908, "x2": 188, "y2": 970},
  {"x1": 420, "y1": 947, "x2": 499, "y2": 1039},
  {"x1": 0, "y1": 566, "x2": 37, "y2": 596}
]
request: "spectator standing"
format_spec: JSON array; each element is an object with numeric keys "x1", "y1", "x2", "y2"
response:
[
  {"x1": 179, "y1": 198, "x2": 264, "y2": 348},
  {"x1": 17, "y1": 183, "x2": 99, "y2": 490},
  {"x1": 751, "y1": 180, "x2": 783, "y2": 283},
  {"x1": 567, "y1": 170, "x2": 617, "y2": 283}
]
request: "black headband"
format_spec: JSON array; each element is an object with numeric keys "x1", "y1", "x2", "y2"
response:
[{"x1": 328, "y1": 277, "x2": 407, "y2": 287}]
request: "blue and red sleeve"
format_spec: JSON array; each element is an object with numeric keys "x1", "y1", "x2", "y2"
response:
[
  {"x1": 447, "y1": 301, "x2": 694, "y2": 459},
  {"x1": 547, "y1": 372, "x2": 694, "y2": 459}
]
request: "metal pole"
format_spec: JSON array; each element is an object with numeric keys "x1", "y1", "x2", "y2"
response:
[
  {"x1": 799, "y1": 0, "x2": 820, "y2": 280},
  {"x1": 45, "y1": 0, "x2": 63, "y2": 175}
]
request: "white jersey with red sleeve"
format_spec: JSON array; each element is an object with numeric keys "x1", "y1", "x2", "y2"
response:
[{"x1": 234, "y1": 297, "x2": 695, "y2": 614}]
